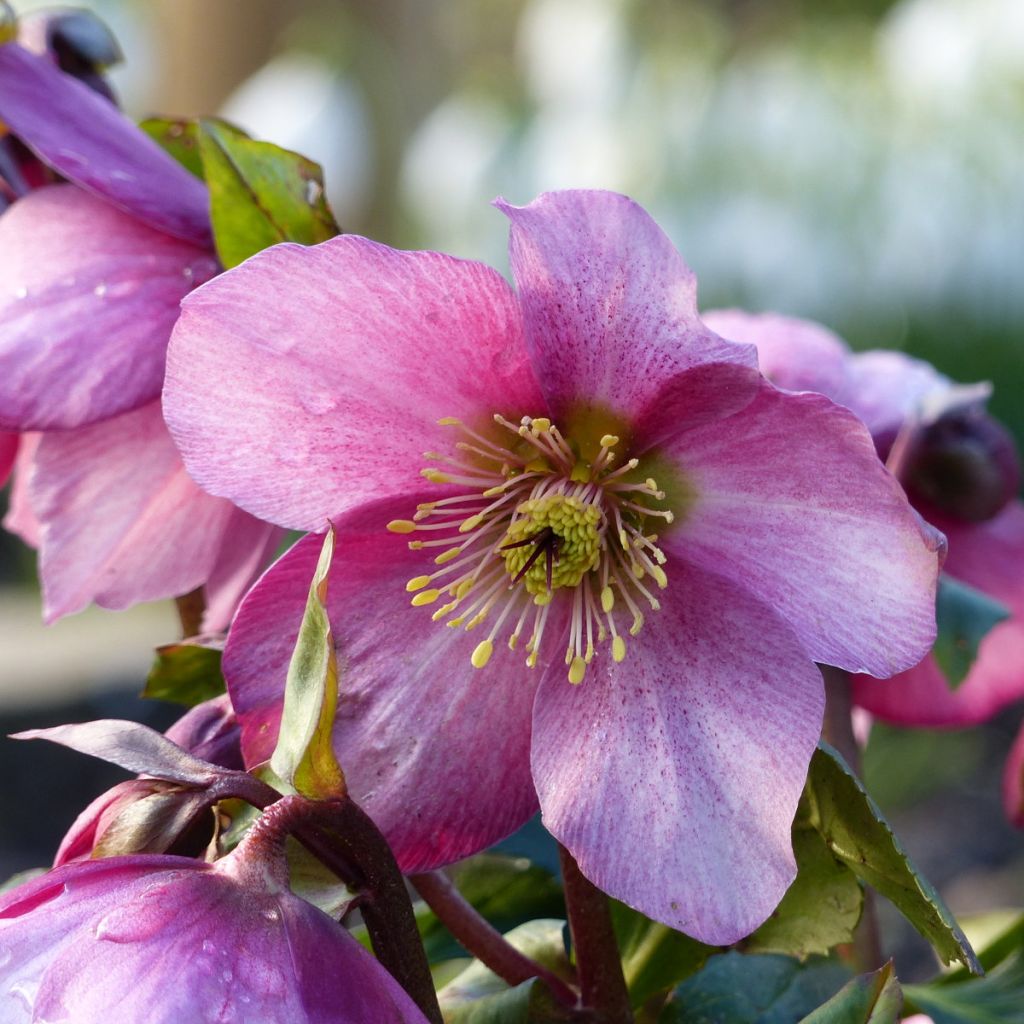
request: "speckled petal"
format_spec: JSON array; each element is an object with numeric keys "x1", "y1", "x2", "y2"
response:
[
  {"x1": 164, "y1": 235, "x2": 544, "y2": 532},
  {"x1": 497, "y1": 191, "x2": 756, "y2": 425},
  {"x1": 530, "y1": 558, "x2": 823, "y2": 944},
  {"x1": 223, "y1": 496, "x2": 551, "y2": 872},
  {"x1": 661, "y1": 380, "x2": 943, "y2": 678}
]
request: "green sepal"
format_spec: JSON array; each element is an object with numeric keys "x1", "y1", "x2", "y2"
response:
[
  {"x1": 197, "y1": 118, "x2": 338, "y2": 268},
  {"x1": 799, "y1": 962, "x2": 902, "y2": 1023},
  {"x1": 806, "y1": 744, "x2": 979, "y2": 972},
  {"x1": 269, "y1": 527, "x2": 346, "y2": 800},
  {"x1": 933, "y1": 575, "x2": 1010, "y2": 690},
  {"x1": 143, "y1": 640, "x2": 225, "y2": 706}
]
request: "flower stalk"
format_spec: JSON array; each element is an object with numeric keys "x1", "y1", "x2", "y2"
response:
[
  {"x1": 411, "y1": 869, "x2": 579, "y2": 1008},
  {"x1": 174, "y1": 586, "x2": 205, "y2": 638},
  {"x1": 558, "y1": 843, "x2": 634, "y2": 1024}
]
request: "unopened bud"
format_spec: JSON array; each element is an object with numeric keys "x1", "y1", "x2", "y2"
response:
[{"x1": 900, "y1": 407, "x2": 1020, "y2": 523}]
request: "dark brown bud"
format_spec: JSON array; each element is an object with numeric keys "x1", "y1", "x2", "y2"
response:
[{"x1": 901, "y1": 406, "x2": 1021, "y2": 523}]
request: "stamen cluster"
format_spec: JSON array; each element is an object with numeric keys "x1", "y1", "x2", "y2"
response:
[{"x1": 387, "y1": 415, "x2": 673, "y2": 684}]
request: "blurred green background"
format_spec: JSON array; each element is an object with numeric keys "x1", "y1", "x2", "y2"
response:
[{"x1": 1, "y1": 0, "x2": 1022, "y2": 979}]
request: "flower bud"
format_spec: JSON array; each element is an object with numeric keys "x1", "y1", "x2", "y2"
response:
[{"x1": 900, "y1": 405, "x2": 1021, "y2": 523}]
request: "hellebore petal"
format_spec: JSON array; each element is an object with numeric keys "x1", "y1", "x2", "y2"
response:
[
  {"x1": 164, "y1": 236, "x2": 545, "y2": 532},
  {"x1": 701, "y1": 308, "x2": 850, "y2": 398},
  {"x1": 1003, "y1": 723, "x2": 1024, "y2": 828},
  {"x1": 0, "y1": 430, "x2": 15, "y2": 486},
  {"x1": 224, "y1": 498, "x2": 546, "y2": 872},
  {"x1": 497, "y1": 190, "x2": 756, "y2": 425},
  {"x1": 531, "y1": 559, "x2": 823, "y2": 945},
  {"x1": 0, "y1": 185, "x2": 217, "y2": 430},
  {"x1": 2, "y1": 431, "x2": 39, "y2": 546},
  {"x1": 0, "y1": 850, "x2": 429, "y2": 1023},
  {"x1": 853, "y1": 502, "x2": 1024, "y2": 725},
  {"x1": 0, "y1": 41, "x2": 210, "y2": 244},
  {"x1": 26, "y1": 400, "x2": 277, "y2": 623},
  {"x1": 662, "y1": 380, "x2": 944, "y2": 677}
]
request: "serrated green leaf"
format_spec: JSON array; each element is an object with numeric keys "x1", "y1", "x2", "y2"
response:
[
  {"x1": 270, "y1": 528, "x2": 345, "y2": 799},
  {"x1": 747, "y1": 810, "x2": 863, "y2": 960},
  {"x1": 437, "y1": 919, "x2": 575, "y2": 1023},
  {"x1": 903, "y1": 950, "x2": 1024, "y2": 1023},
  {"x1": 933, "y1": 575, "x2": 1010, "y2": 690},
  {"x1": 806, "y1": 744, "x2": 979, "y2": 973},
  {"x1": 659, "y1": 952, "x2": 851, "y2": 1023},
  {"x1": 419, "y1": 855, "x2": 565, "y2": 962},
  {"x1": 138, "y1": 116, "x2": 203, "y2": 178},
  {"x1": 799, "y1": 962, "x2": 902, "y2": 1023},
  {"x1": 143, "y1": 641, "x2": 225, "y2": 706},
  {"x1": 611, "y1": 900, "x2": 717, "y2": 1008},
  {"x1": 197, "y1": 118, "x2": 338, "y2": 268}
]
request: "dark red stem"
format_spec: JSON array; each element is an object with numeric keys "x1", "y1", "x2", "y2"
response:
[
  {"x1": 559, "y1": 843, "x2": 634, "y2": 1023},
  {"x1": 411, "y1": 870, "x2": 579, "y2": 1007}
]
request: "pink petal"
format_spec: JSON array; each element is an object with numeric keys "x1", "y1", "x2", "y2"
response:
[
  {"x1": 0, "y1": 43, "x2": 211, "y2": 245},
  {"x1": 27, "y1": 401, "x2": 266, "y2": 622},
  {"x1": 164, "y1": 236, "x2": 545, "y2": 532},
  {"x1": 0, "y1": 430, "x2": 16, "y2": 487},
  {"x1": 530, "y1": 559, "x2": 823, "y2": 944},
  {"x1": 2, "y1": 432, "x2": 41, "y2": 547},
  {"x1": 223, "y1": 497, "x2": 547, "y2": 872},
  {"x1": 1003, "y1": 722, "x2": 1024, "y2": 828},
  {"x1": 496, "y1": 191, "x2": 756, "y2": 425},
  {"x1": 853, "y1": 502, "x2": 1024, "y2": 726},
  {"x1": 700, "y1": 308, "x2": 851, "y2": 398},
  {"x1": 200, "y1": 512, "x2": 285, "y2": 633},
  {"x1": 0, "y1": 185, "x2": 217, "y2": 430},
  {"x1": 662, "y1": 381, "x2": 943, "y2": 677}
]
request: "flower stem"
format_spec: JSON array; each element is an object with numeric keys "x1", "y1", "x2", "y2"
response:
[
  {"x1": 820, "y1": 665, "x2": 884, "y2": 972},
  {"x1": 174, "y1": 586, "x2": 205, "y2": 638},
  {"x1": 411, "y1": 870, "x2": 579, "y2": 1008},
  {"x1": 558, "y1": 843, "x2": 634, "y2": 1024}
]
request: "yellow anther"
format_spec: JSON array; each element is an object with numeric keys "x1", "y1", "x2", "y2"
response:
[
  {"x1": 407, "y1": 541, "x2": 425, "y2": 549},
  {"x1": 466, "y1": 612, "x2": 487, "y2": 630},
  {"x1": 406, "y1": 575, "x2": 432, "y2": 592},
  {"x1": 533, "y1": 592, "x2": 553, "y2": 606},
  {"x1": 626, "y1": 458, "x2": 639, "y2": 469},
  {"x1": 599, "y1": 434, "x2": 619, "y2": 448},
  {"x1": 630, "y1": 614, "x2": 644, "y2": 636},
  {"x1": 651, "y1": 565, "x2": 668, "y2": 589},
  {"x1": 532, "y1": 417, "x2": 552, "y2": 433},
  {"x1": 600, "y1": 586, "x2": 615, "y2": 613},
  {"x1": 632, "y1": 562, "x2": 645, "y2": 579},
  {"x1": 421, "y1": 469, "x2": 451, "y2": 483},
  {"x1": 646, "y1": 478, "x2": 657, "y2": 490},
  {"x1": 612, "y1": 636, "x2": 627, "y2": 662},
  {"x1": 447, "y1": 616, "x2": 466, "y2": 628},
  {"x1": 455, "y1": 580, "x2": 473, "y2": 599},
  {"x1": 471, "y1": 640, "x2": 494, "y2": 669},
  {"x1": 437, "y1": 417, "x2": 461, "y2": 426},
  {"x1": 432, "y1": 601, "x2": 458, "y2": 621},
  {"x1": 618, "y1": 528, "x2": 629, "y2": 550},
  {"x1": 483, "y1": 485, "x2": 506, "y2": 498},
  {"x1": 434, "y1": 547, "x2": 461, "y2": 565},
  {"x1": 526, "y1": 651, "x2": 538, "y2": 668},
  {"x1": 411, "y1": 589, "x2": 442, "y2": 607},
  {"x1": 508, "y1": 634, "x2": 519, "y2": 651},
  {"x1": 459, "y1": 514, "x2": 484, "y2": 533},
  {"x1": 664, "y1": 511, "x2": 675, "y2": 524},
  {"x1": 568, "y1": 656, "x2": 587, "y2": 685},
  {"x1": 387, "y1": 519, "x2": 417, "y2": 534},
  {"x1": 570, "y1": 462, "x2": 590, "y2": 482},
  {"x1": 416, "y1": 502, "x2": 437, "y2": 512}
]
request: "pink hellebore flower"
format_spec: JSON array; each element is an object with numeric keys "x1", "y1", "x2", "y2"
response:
[
  {"x1": 0, "y1": 36, "x2": 283, "y2": 624},
  {"x1": 703, "y1": 310, "x2": 1024, "y2": 730},
  {"x1": 164, "y1": 191, "x2": 942, "y2": 943},
  {"x1": 0, "y1": 821, "x2": 428, "y2": 1022}
]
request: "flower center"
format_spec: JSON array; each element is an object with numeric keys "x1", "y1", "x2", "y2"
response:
[{"x1": 387, "y1": 415, "x2": 673, "y2": 684}]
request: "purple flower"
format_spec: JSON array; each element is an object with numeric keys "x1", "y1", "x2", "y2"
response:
[
  {"x1": 0, "y1": 823, "x2": 428, "y2": 1022},
  {"x1": 703, "y1": 309, "x2": 1024, "y2": 731},
  {"x1": 163, "y1": 190, "x2": 941, "y2": 942}
]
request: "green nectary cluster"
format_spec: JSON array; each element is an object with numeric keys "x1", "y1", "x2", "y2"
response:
[{"x1": 500, "y1": 493, "x2": 602, "y2": 597}]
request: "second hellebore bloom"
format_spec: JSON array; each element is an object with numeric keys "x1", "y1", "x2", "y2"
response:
[{"x1": 164, "y1": 190, "x2": 942, "y2": 943}]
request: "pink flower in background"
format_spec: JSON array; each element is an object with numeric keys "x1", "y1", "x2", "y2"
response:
[
  {"x1": 165, "y1": 190, "x2": 941, "y2": 943},
  {"x1": 0, "y1": 33, "x2": 282, "y2": 624},
  {"x1": 703, "y1": 309, "x2": 1024, "y2": 731},
  {"x1": 0, "y1": 818, "x2": 428, "y2": 1023}
]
